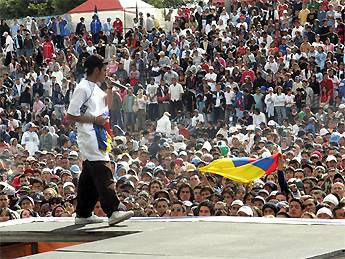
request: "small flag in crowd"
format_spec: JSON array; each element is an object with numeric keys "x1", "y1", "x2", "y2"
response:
[{"x1": 199, "y1": 154, "x2": 281, "y2": 184}]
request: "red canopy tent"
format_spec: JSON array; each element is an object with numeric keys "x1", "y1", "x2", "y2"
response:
[
  {"x1": 67, "y1": 0, "x2": 156, "y2": 32},
  {"x1": 68, "y1": 0, "x2": 123, "y2": 13}
]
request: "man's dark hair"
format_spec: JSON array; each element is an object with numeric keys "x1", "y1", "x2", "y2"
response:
[
  {"x1": 289, "y1": 198, "x2": 304, "y2": 210},
  {"x1": 84, "y1": 54, "x2": 105, "y2": 76},
  {"x1": 196, "y1": 200, "x2": 215, "y2": 215},
  {"x1": 154, "y1": 197, "x2": 170, "y2": 207}
]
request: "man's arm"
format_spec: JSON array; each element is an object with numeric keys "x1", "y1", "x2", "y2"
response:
[
  {"x1": 66, "y1": 113, "x2": 105, "y2": 125},
  {"x1": 277, "y1": 156, "x2": 290, "y2": 196},
  {"x1": 105, "y1": 79, "x2": 114, "y2": 109}
]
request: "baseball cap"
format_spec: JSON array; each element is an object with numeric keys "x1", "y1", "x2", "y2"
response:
[
  {"x1": 326, "y1": 155, "x2": 337, "y2": 163},
  {"x1": 316, "y1": 207, "x2": 333, "y2": 218},
  {"x1": 68, "y1": 151, "x2": 79, "y2": 158},
  {"x1": 70, "y1": 165, "x2": 81, "y2": 174},
  {"x1": 231, "y1": 200, "x2": 244, "y2": 207},
  {"x1": 319, "y1": 128, "x2": 329, "y2": 136},
  {"x1": 323, "y1": 194, "x2": 339, "y2": 206},
  {"x1": 237, "y1": 205, "x2": 253, "y2": 216}
]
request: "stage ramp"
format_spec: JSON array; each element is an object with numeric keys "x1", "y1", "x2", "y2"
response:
[{"x1": 0, "y1": 217, "x2": 345, "y2": 259}]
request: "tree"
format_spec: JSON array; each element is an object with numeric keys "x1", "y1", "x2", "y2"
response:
[
  {"x1": 144, "y1": 0, "x2": 186, "y2": 9},
  {"x1": 52, "y1": 0, "x2": 84, "y2": 14},
  {"x1": 28, "y1": 3, "x2": 50, "y2": 17},
  {"x1": 0, "y1": 0, "x2": 85, "y2": 19}
]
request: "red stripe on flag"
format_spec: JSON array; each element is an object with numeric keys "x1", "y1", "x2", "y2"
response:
[{"x1": 265, "y1": 153, "x2": 281, "y2": 175}]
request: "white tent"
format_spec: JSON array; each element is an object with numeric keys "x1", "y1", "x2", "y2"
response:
[{"x1": 68, "y1": 0, "x2": 163, "y2": 32}]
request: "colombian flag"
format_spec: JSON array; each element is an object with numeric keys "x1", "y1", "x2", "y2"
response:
[
  {"x1": 94, "y1": 113, "x2": 113, "y2": 153},
  {"x1": 199, "y1": 153, "x2": 281, "y2": 184}
]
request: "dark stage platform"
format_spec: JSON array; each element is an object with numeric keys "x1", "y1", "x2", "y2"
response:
[{"x1": 0, "y1": 217, "x2": 344, "y2": 259}]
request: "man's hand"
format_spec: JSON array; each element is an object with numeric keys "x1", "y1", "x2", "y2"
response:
[{"x1": 94, "y1": 115, "x2": 106, "y2": 125}]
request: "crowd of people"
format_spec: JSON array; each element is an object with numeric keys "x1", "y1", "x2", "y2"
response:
[{"x1": 0, "y1": 0, "x2": 345, "y2": 222}]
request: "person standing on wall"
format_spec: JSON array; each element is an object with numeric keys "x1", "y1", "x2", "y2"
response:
[{"x1": 67, "y1": 54, "x2": 134, "y2": 225}]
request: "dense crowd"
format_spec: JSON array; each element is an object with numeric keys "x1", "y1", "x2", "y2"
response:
[{"x1": 0, "y1": 0, "x2": 345, "y2": 222}]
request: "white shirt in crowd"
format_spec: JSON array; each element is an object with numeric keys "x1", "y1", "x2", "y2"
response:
[
  {"x1": 86, "y1": 45, "x2": 96, "y2": 55},
  {"x1": 191, "y1": 113, "x2": 204, "y2": 127},
  {"x1": 156, "y1": 114, "x2": 171, "y2": 136},
  {"x1": 146, "y1": 83, "x2": 158, "y2": 104},
  {"x1": 224, "y1": 89, "x2": 235, "y2": 105},
  {"x1": 67, "y1": 79, "x2": 109, "y2": 161},
  {"x1": 21, "y1": 130, "x2": 40, "y2": 156},
  {"x1": 205, "y1": 72, "x2": 217, "y2": 91},
  {"x1": 146, "y1": 16, "x2": 154, "y2": 31},
  {"x1": 274, "y1": 93, "x2": 286, "y2": 106},
  {"x1": 253, "y1": 112, "x2": 267, "y2": 127},
  {"x1": 52, "y1": 70, "x2": 64, "y2": 86},
  {"x1": 264, "y1": 61, "x2": 279, "y2": 74},
  {"x1": 285, "y1": 94, "x2": 295, "y2": 107},
  {"x1": 5, "y1": 35, "x2": 14, "y2": 53},
  {"x1": 169, "y1": 83, "x2": 184, "y2": 101}
]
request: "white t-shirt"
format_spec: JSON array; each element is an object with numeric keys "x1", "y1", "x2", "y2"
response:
[
  {"x1": 52, "y1": 70, "x2": 64, "y2": 86},
  {"x1": 156, "y1": 115, "x2": 171, "y2": 136},
  {"x1": 146, "y1": 84, "x2": 158, "y2": 104},
  {"x1": 169, "y1": 83, "x2": 184, "y2": 101},
  {"x1": 274, "y1": 93, "x2": 286, "y2": 106},
  {"x1": 21, "y1": 131, "x2": 39, "y2": 156},
  {"x1": 225, "y1": 91, "x2": 235, "y2": 105},
  {"x1": 191, "y1": 114, "x2": 204, "y2": 127},
  {"x1": 205, "y1": 72, "x2": 217, "y2": 91},
  {"x1": 5, "y1": 35, "x2": 14, "y2": 53},
  {"x1": 86, "y1": 45, "x2": 96, "y2": 55},
  {"x1": 285, "y1": 94, "x2": 295, "y2": 107},
  {"x1": 67, "y1": 79, "x2": 109, "y2": 161}
]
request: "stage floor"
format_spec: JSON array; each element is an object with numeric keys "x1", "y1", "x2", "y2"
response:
[{"x1": 0, "y1": 217, "x2": 345, "y2": 259}]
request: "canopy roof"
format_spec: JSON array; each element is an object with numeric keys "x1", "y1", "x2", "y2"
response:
[{"x1": 68, "y1": 0, "x2": 153, "y2": 14}]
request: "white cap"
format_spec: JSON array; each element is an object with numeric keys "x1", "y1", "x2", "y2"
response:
[
  {"x1": 229, "y1": 127, "x2": 238, "y2": 134},
  {"x1": 319, "y1": 128, "x2": 329, "y2": 136},
  {"x1": 42, "y1": 168, "x2": 52, "y2": 174},
  {"x1": 246, "y1": 125, "x2": 255, "y2": 131},
  {"x1": 68, "y1": 151, "x2": 79, "y2": 157},
  {"x1": 316, "y1": 207, "x2": 333, "y2": 218},
  {"x1": 237, "y1": 205, "x2": 253, "y2": 216},
  {"x1": 209, "y1": 66, "x2": 214, "y2": 70},
  {"x1": 326, "y1": 155, "x2": 337, "y2": 163},
  {"x1": 268, "y1": 120, "x2": 276, "y2": 126},
  {"x1": 323, "y1": 194, "x2": 339, "y2": 206},
  {"x1": 63, "y1": 182, "x2": 75, "y2": 189},
  {"x1": 179, "y1": 151, "x2": 188, "y2": 157},
  {"x1": 231, "y1": 200, "x2": 244, "y2": 207}
]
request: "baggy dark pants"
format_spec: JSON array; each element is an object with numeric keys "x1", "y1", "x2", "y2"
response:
[{"x1": 76, "y1": 160, "x2": 120, "y2": 218}]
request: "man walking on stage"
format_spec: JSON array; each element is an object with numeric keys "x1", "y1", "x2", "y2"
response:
[{"x1": 67, "y1": 54, "x2": 134, "y2": 225}]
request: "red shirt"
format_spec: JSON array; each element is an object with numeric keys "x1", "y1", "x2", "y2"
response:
[
  {"x1": 237, "y1": 46, "x2": 247, "y2": 56},
  {"x1": 43, "y1": 41, "x2": 54, "y2": 61},
  {"x1": 321, "y1": 78, "x2": 334, "y2": 99},
  {"x1": 113, "y1": 19, "x2": 123, "y2": 33},
  {"x1": 240, "y1": 70, "x2": 256, "y2": 84},
  {"x1": 179, "y1": 128, "x2": 190, "y2": 139}
]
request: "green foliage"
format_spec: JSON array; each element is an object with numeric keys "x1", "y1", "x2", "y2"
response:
[
  {"x1": 0, "y1": 0, "x2": 28, "y2": 18},
  {"x1": 52, "y1": 0, "x2": 84, "y2": 14},
  {"x1": 145, "y1": 0, "x2": 187, "y2": 9},
  {"x1": 0, "y1": 0, "x2": 84, "y2": 19},
  {"x1": 28, "y1": 3, "x2": 50, "y2": 17}
]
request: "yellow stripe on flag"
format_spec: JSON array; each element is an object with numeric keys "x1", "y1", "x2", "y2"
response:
[{"x1": 199, "y1": 159, "x2": 266, "y2": 184}]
